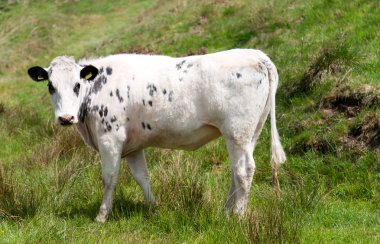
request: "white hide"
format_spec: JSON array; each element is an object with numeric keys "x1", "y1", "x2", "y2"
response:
[{"x1": 33, "y1": 49, "x2": 286, "y2": 222}]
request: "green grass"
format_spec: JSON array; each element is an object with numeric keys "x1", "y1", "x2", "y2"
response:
[{"x1": 1, "y1": 0, "x2": 379, "y2": 242}]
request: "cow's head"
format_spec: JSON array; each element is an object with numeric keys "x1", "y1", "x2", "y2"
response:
[{"x1": 27, "y1": 56, "x2": 98, "y2": 125}]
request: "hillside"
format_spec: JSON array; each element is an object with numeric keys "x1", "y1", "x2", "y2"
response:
[{"x1": 0, "y1": 0, "x2": 379, "y2": 242}]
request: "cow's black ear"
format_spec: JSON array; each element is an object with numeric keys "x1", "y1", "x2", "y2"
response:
[
  {"x1": 28, "y1": 66, "x2": 48, "y2": 82},
  {"x1": 80, "y1": 65, "x2": 98, "y2": 81}
]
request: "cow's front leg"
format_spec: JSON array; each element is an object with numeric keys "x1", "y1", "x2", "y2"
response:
[
  {"x1": 95, "y1": 139, "x2": 122, "y2": 223},
  {"x1": 126, "y1": 149, "x2": 156, "y2": 204}
]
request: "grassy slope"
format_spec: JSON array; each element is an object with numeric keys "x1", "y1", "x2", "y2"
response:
[{"x1": 0, "y1": 0, "x2": 379, "y2": 242}]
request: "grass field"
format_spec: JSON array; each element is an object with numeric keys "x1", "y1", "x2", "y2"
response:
[{"x1": 0, "y1": 0, "x2": 379, "y2": 242}]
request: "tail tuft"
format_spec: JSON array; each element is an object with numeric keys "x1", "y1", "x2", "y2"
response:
[{"x1": 271, "y1": 127, "x2": 286, "y2": 165}]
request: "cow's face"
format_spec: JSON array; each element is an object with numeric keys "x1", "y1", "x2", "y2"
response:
[{"x1": 27, "y1": 56, "x2": 98, "y2": 125}]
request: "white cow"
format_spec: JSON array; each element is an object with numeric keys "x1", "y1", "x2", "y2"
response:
[{"x1": 27, "y1": 49, "x2": 286, "y2": 223}]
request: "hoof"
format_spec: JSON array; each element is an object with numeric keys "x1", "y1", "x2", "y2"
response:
[
  {"x1": 274, "y1": 186, "x2": 282, "y2": 197},
  {"x1": 147, "y1": 199, "x2": 156, "y2": 206},
  {"x1": 95, "y1": 214, "x2": 106, "y2": 223}
]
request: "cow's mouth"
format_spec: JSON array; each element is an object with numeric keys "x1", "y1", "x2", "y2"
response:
[{"x1": 60, "y1": 121, "x2": 73, "y2": 126}]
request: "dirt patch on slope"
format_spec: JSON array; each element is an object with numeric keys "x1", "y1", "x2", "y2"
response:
[
  {"x1": 321, "y1": 85, "x2": 380, "y2": 118},
  {"x1": 347, "y1": 113, "x2": 380, "y2": 151},
  {"x1": 321, "y1": 85, "x2": 379, "y2": 153},
  {"x1": 291, "y1": 84, "x2": 379, "y2": 155}
]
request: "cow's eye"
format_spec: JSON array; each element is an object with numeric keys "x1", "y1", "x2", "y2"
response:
[
  {"x1": 47, "y1": 82, "x2": 55, "y2": 95},
  {"x1": 73, "y1": 82, "x2": 80, "y2": 96}
]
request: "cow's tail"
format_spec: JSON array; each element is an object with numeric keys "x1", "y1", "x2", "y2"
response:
[{"x1": 256, "y1": 51, "x2": 286, "y2": 167}]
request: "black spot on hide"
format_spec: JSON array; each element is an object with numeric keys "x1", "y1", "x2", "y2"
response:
[
  {"x1": 73, "y1": 83, "x2": 80, "y2": 97},
  {"x1": 147, "y1": 84, "x2": 157, "y2": 96},
  {"x1": 106, "y1": 121, "x2": 112, "y2": 131},
  {"x1": 148, "y1": 100, "x2": 152, "y2": 107},
  {"x1": 147, "y1": 124, "x2": 152, "y2": 130},
  {"x1": 104, "y1": 106, "x2": 108, "y2": 117},
  {"x1": 127, "y1": 86, "x2": 130, "y2": 99},
  {"x1": 91, "y1": 105, "x2": 99, "y2": 112},
  {"x1": 111, "y1": 116, "x2": 117, "y2": 123},
  {"x1": 91, "y1": 74, "x2": 107, "y2": 94},
  {"x1": 258, "y1": 63, "x2": 265, "y2": 73},
  {"x1": 141, "y1": 122, "x2": 146, "y2": 129},
  {"x1": 78, "y1": 96, "x2": 91, "y2": 122},
  {"x1": 187, "y1": 63, "x2": 193, "y2": 68},
  {"x1": 176, "y1": 60, "x2": 186, "y2": 70},
  {"x1": 116, "y1": 89, "x2": 124, "y2": 103},
  {"x1": 257, "y1": 79, "x2": 263, "y2": 88},
  {"x1": 99, "y1": 105, "x2": 108, "y2": 118},
  {"x1": 236, "y1": 73, "x2": 242, "y2": 78},
  {"x1": 106, "y1": 66, "x2": 113, "y2": 75},
  {"x1": 163, "y1": 89, "x2": 167, "y2": 95},
  {"x1": 110, "y1": 91, "x2": 113, "y2": 97},
  {"x1": 99, "y1": 67, "x2": 104, "y2": 74},
  {"x1": 168, "y1": 91, "x2": 174, "y2": 102}
]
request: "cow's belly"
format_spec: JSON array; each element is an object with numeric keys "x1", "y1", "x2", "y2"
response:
[{"x1": 144, "y1": 124, "x2": 221, "y2": 151}]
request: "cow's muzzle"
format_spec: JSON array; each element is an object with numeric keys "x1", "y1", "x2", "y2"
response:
[{"x1": 58, "y1": 115, "x2": 74, "y2": 126}]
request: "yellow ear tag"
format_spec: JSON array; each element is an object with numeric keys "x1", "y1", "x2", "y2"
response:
[
  {"x1": 85, "y1": 72, "x2": 92, "y2": 80},
  {"x1": 37, "y1": 75, "x2": 44, "y2": 80}
]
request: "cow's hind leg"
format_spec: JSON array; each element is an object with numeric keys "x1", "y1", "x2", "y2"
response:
[
  {"x1": 225, "y1": 139, "x2": 255, "y2": 216},
  {"x1": 224, "y1": 173, "x2": 236, "y2": 212},
  {"x1": 95, "y1": 140, "x2": 122, "y2": 223},
  {"x1": 126, "y1": 150, "x2": 156, "y2": 204}
]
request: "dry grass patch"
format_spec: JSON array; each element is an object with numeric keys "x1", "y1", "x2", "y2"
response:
[
  {"x1": 0, "y1": 165, "x2": 38, "y2": 221},
  {"x1": 154, "y1": 151, "x2": 205, "y2": 210}
]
